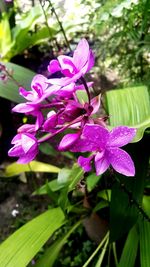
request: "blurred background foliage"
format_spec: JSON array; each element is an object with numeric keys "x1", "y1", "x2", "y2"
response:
[{"x1": 0, "y1": 0, "x2": 150, "y2": 86}]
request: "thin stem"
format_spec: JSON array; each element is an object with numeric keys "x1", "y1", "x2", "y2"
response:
[
  {"x1": 95, "y1": 236, "x2": 109, "y2": 267},
  {"x1": 5, "y1": 68, "x2": 22, "y2": 87},
  {"x1": 40, "y1": 102, "x2": 64, "y2": 109},
  {"x1": 48, "y1": 0, "x2": 72, "y2": 52},
  {"x1": 80, "y1": 76, "x2": 91, "y2": 104},
  {"x1": 39, "y1": 0, "x2": 53, "y2": 39},
  {"x1": 107, "y1": 244, "x2": 112, "y2": 267},
  {"x1": 112, "y1": 242, "x2": 118, "y2": 267},
  {"x1": 38, "y1": 114, "x2": 83, "y2": 143},
  {"x1": 82, "y1": 232, "x2": 109, "y2": 267},
  {"x1": 44, "y1": 1, "x2": 92, "y2": 105},
  {"x1": 115, "y1": 176, "x2": 150, "y2": 223}
]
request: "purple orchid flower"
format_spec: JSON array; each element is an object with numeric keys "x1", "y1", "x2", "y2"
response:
[
  {"x1": 47, "y1": 39, "x2": 94, "y2": 87},
  {"x1": 12, "y1": 103, "x2": 43, "y2": 131},
  {"x1": 8, "y1": 133, "x2": 38, "y2": 164},
  {"x1": 43, "y1": 95, "x2": 100, "y2": 132},
  {"x1": 59, "y1": 124, "x2": 136, "y2": 177},
  {"x1": 19, "y1": 74, "x2": 60, "y2": 104}
]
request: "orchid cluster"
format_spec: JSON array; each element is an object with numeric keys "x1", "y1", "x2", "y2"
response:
[{"x1": 8, "y1": 39, "x2": 136, "y2": 177}]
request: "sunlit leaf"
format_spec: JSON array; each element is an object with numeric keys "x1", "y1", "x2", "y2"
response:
[
  {"x1": 35, "y1": 221, "x2": 81, "y2": 267},
  {"x1": 106, "y1": 86, "x2": 150, "y2": 142},
  {"x1": 32, "y1": 179, "x2": 65, "y2": 196},
  {"x1": 87, "y1": 173, "x2": 102, "y2": 192},
  {"x1": 0, "y1": 13, "x2": 12, "y2": 58},
  {"x1": 0, "y1": 208, "x2": 65, "y2": 267},
  {"x1": 5, "y1": 160, "x2": 60, "y2": 177}
]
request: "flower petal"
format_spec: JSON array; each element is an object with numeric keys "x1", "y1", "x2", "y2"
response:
[
  {"x1": 83, "y1": 124, "x2": 109, "y2": 150},
  {"x1": 17, "y1": 148, "x2": 38, "y2": 164},
  {"x1": 73, "y1": 39, "x2": 89, "y2": 70},
  {"x1": 91, "y1": 95, "x2": 101, "y2": 114},
  {"x1": 94, "y1": 151, "x2": 110, "y2": 175},
  {"x1": 47, "y1": 59, "x2": 61, "y2": 73},
  {"x1": 58, "y1": 55, "x2": 77, "y2": 77},
  {"x1": 58, "y1": 132, "x2": 80, "y2": 151},
  {"x1": 108, "y1": 147, "x2": 135, "y2": 176},
  {"x1": 8, "y1": 145, "x2": 23, "y2": 157},
  {"x1": 31, "y1": 74, "x2": 48, "y2": 91},
  {"x1": 12, "y1": 103, "x2": 38, "y2": 113},
  {"x1": 21, "y1": 134, "x2": 36, "y2": 153},
  {"x1": 78, "y1": 155, "x2": 93, "y2": 172},
  {"x1": 81, "y1": 49, "x2": 95, "y2": 74},
  {"x1": 108, "y1": 126, "x2": 136, "y2": 147}
]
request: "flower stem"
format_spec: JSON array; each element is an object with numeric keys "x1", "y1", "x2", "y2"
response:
[
  {"x1": 39, "y1": 0, "x2": 54, "y2": 40},
  {"x1": 80, "y1": 76, "x2": 91, "y2": 104},
  {"x1": 38, "y1": 115, "x2": 83, "y2": 143},
  {"x1": 48, "y1": 0, "x2": 72, "y2": 52},
  {"x1": 82, "y1": 232, "x2": 109, "y2": 267},
  {"x1": 115, "y1": 176, "x2": 150, "y2": 222}
]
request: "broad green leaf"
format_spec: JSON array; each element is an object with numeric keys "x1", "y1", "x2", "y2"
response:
[
  {"x1": 98, "y1": 190, "x2": 111, "y2": 201},
  {"x1": 87, "y1": 173, "x2": 102, "y2": 192},
  {"x1": 68, "y1": 164, "x2": 84, "y2": 192},
  {"x1": 139, "y1": 196, "x2": 150, "y2": 267},
  {"x1": 32, "y1": 179, "x2": 65, "y2": 195},
  {"x1": 0, "y1": 208, "x2": 65, "y2": 267},
  {"x1": 35, "y1": 221, "x2": 81, "y2": 267},
  {"x1": 5, "y1": 160, "x2": 60, "y2": 177},
  {"x1": 106, "y1": 86, "x2": 150, "y2": 142},
  {"x1": 118, "y1": 225, "x2": 139, "y2": 267},
  {"x1": 93, "y1": 200, "x2": 109, "y2": 212},
  {"x1": 110, "y1": 135, "x2": 149, "y2": 242},
  {"x1": 57, "y1": 168, "x2": 71, "y2": 184},
  {"x1": 0, "y1": 62, "x2": 35, "y2": 103},
  {"x1": 58, "y1": 164, "x2": 83, "y2": 210},
  {"x1": 39, "y1": 143, "x2": 56, "y2": 156}
]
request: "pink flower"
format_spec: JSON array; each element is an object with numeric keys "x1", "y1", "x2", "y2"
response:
[
  {"x1": 8, "y1": 133, "x2": 38, "y2": 163},
  {"x1": 19, "y1": 74, "x2": 60, "y2": 103},
  {"x1": 44, "y1": 95, "x2": 100, "y2": 133},
  {"x1": 47, "y1": 39, "x2": 94, "y2": 86},
  {"x1": 60, "y1": 124, "x2": 136, "y2": 177}
]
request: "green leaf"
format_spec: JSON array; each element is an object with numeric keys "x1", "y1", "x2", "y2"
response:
[
  {"x1": 5, "y1": 160, "x2": 60, "y2": 177},
  {"x1": 57, "y1": 168, "x2": 71, "y2": 184},
  {"x1": 29, "y1": 26, "x2": 56, "y2": 47},
  {"x1": 118, "y1": 225, "x2": 139, "y2": 267},
  {"x1": 0, "y1": 208, "x2": 65, "y2": 267},
  {"x1": 87, "y1": 173, "x2": 102, "y2": 192},
  {"x1": 110, "y1": 135, "x2": 150, "y2": 242},
  {"x1": 68, "y1": 164, "x2": 84, "y2": 192},
  {"x1": 35, "y1": 221, "x2": 81, "y2": 267},
  {"x1": 0, "y1": 13, "x2": 12, "y2": 58},
  {"x1": 8, "y1": 5, "x2": 43, "y2": 59},
  {"x1": 33, "y1": 179, "x2": 65, "y2": 195},
  {"x1": 139, "y1": 219, "x2": 150, "y2": 267},
  {"x1": 0, "y1": 62, "x2": 35, "y2": 103},
  {"x1": 106, "y1": 86, "x2": 150, "y2": 142},
  {"x1": 58, "y1": 164, "x2": 83, "y2": 210},
  {"x1": 139, "y1": 196, "x2": 150, "y2": 267},
  {"x1": 39, "y1": 143, "x2": 56, "y2": 156}
]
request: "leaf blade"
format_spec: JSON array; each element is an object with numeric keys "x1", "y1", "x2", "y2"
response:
[{"x1": 0, "y1": 208, "x2": 65, "y2": 267}]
